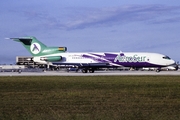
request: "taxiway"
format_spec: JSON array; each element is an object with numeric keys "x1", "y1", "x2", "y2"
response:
[{"x1": 0, "y1": 70, "x2": 179, "y2": 76}]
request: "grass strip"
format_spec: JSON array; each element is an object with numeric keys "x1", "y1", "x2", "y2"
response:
[{"x1": 0, "y1": 76, "x2": 180, "y2": 120}]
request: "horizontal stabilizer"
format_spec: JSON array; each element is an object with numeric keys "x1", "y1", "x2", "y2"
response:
[{"x1": 9, "y1": 38, "x2": 32, "y2": 45}]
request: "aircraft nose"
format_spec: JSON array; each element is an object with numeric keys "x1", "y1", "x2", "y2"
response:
[
  {"x1": 170, "y1": 60, "x2": 179, "y2": 70},
  {"x1": 170, "y1": 60, "x2": 176, "y2": 66},
  {"x1": 165, "y1": 59, "x2": 176, "y2": 66},
  {"x1": 170, "y1": 60, "x2": 177, "y2": 66}
]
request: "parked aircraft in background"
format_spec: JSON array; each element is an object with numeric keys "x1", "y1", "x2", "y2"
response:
[{"x1": 8, "y1": 36, "x2": 177, "y2": 73}]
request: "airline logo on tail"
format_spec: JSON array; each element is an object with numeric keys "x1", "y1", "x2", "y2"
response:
[{"x1": 30, "y1": 43, "x2": 41, "y2": 54}]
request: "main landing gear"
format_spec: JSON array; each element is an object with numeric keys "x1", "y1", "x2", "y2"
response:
[
  {"x1": 156, "y1": 69, "x2": 161, "y2": 72},
  {"x1": 156, "y1": 68, "x2": 161, "y2": 72},
  {"x1": 81, "y1": 68, "x2": 95, "y2": 73}
]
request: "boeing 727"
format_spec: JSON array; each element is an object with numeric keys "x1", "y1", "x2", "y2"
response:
[{"x1": 9, "y1": 36, "x2": 177, "y2": 73}]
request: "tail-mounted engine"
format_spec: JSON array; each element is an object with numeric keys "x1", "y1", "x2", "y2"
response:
[
  {"x1": 33, "y1": 56, "x2": 63, "y2": 64},
  {"x1": 32, "y1": 46, "x2": 67, "y2": 63},
  {"x1": 41, "y1": 47, "x2": 67, "y2": 55},
  {"x1": 40, "y1": 56, "x2": 62, "y2": 62},
  {"x1": 58, "y1": 47, "x2": 67, "y2": 52}
]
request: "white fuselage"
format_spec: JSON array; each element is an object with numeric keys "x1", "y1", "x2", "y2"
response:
[{"x1": 33, "y1": 52, "x2": 175, "y2": 68}]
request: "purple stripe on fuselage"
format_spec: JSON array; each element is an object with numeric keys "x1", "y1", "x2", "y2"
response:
[
  {"x1": 88, "y1": 53, "x2": 117, "y2": 62},
  {"x1": 84, "y1": 53, "x2": 165, "y2": 68},
  {"x1": 82, "y1": 54, "x2": 108, "y2": 63}
]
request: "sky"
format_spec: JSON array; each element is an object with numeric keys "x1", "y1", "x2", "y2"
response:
[{"x1": 0, "y1": 0, "x2": 180, "y2": 64}]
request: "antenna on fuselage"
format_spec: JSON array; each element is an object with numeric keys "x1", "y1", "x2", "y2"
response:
[
  {"x1": 119, "y1": 50, "x2": 123, "y2": 54},
  {"x1": 119, "y1": 50, "x2": 125, "y2": 56}
]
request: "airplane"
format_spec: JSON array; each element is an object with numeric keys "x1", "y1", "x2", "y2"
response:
[{"x1": 8, "y1": 36, "x2": 177, "y2": 73}]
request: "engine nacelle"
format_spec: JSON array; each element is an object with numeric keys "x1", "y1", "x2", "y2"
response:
[
  {"x1": 40, "y1": 56, "x2": 62, "y2": 62},
  {"x1": 58, "y1": 47, "x2": 67, "y2": 52},
  {"x1": 41, "y1": 47, "x2": 67, "y2": 55}
]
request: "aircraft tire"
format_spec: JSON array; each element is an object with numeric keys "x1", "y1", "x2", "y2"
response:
[
  {"x1": 18, "y1": 69, "x2": 22, "y2": 73},
  {"x1": 89, "y1": 69, "x2": 94, "y2": 73},
  {"x1": 82, "y1": 69, "x2": 88, "y2": 73},
  {"x1": 156, "y1": 69, "x2": 161, "y2": 72}
]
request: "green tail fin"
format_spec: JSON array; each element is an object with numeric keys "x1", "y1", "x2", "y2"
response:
[
  {"x1": 10, "y1": 36, "x2": 67, "y2": 56},
  {"x1": 10, "y1": 36, "x2": 47, "y2": 56}
]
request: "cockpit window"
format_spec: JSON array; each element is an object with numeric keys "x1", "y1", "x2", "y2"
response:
[{"x1": 163, "y1": 56, "x2": 171, "y2": 60}]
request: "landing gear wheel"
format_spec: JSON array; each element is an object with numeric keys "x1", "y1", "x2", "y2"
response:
[
  {"x1": 82, "y1": 69, "x2": 88, "y2": 73},
  {"x1": 156, "y1": 69, "x2": 161, "y2": 72},
  {"x1": 18, "y1": 69, "x2": 22, "y2": 73},
  {"x1": 89, "y1": 69, "x2": 94, "y2": 73}
]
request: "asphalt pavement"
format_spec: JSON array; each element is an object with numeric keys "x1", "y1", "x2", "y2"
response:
[{"x1": 0, "y1": 70, "x2": 179, "y2": 76}]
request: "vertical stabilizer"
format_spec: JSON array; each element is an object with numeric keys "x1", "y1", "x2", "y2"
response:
[
  {"x1": 9, "y1": 36, "x2": 67, "y2": 56},
  {"x1": 9, "y1": 36, "x2": 47, "y2": 56}
]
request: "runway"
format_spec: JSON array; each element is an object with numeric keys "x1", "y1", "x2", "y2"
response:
[{"x1": 0, "y1": 70, "x2": 180, "y2": 76}]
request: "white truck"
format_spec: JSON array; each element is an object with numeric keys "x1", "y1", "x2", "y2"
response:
[{"x1": 0, "y1": 65, "x2": 25, "y2": 73}]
